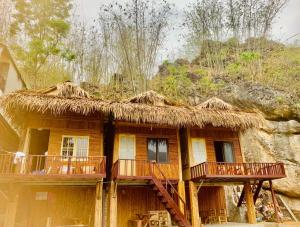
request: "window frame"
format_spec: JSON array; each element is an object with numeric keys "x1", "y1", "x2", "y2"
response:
[
  {"x1": 118, "y1": 134, "x2": 136, "y2": 160},
  {"x1": 147, "y1": 138, "x2": 169, "y2": 163},
  {"x1": 213, "y1": 140, "x2": 235, "y2": 163},
  {"x1": 60, "y1": 135, "x2": 90, "y2": 158},
  {"x1": 191, "y1": 138, "x2": 207, "y2": 165}
]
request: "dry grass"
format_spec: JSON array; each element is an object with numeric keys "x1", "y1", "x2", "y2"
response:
[{"x1": 0, "y1": 82, "x2": 263, "y2": 130}]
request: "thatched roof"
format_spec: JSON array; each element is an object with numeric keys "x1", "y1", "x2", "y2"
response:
[
  {"x1": 194, "y1": 97, "x2": 263, "y2": 130},
  {"x1": 0, "y1": 83, "x2": 263, "y2": 130}
]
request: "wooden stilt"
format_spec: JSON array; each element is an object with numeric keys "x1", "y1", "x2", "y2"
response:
[
  {"x1": 107, "y1": 181, "x2": 117, "y2": 227},
  {"x1": 189, "y1": 181, "x2": 201, "y2": 227},
  {"x1": 94, "y1": 181, "x2": 103, "y2": 227},
  {"x1": 178, "y1": 180, "x2": 186, "y2": 214},
  {"x1": 244, "y1": 182, "x2": 256, "y2": 224},
  {"x1": 269, "y1": 180, "x2": 281, "y2": 223}
]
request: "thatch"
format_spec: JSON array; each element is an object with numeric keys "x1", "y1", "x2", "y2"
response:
[
  {"x1": 0, "y1": 83, "x2": 263, "y2": 130},
  {"x1": 194, "y1": 97, "x2": 264, "y2": 130}
]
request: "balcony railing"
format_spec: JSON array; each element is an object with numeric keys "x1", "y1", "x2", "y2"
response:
[
  {"x1": 0, "y1": 153, "x2": 106, "y2": 178},
  {"x1": 112, "y1": 159, "x2": 179, "y2": 180},
  {"x1": 190, "y1": 162, "x2": 285, "y2": 181}
]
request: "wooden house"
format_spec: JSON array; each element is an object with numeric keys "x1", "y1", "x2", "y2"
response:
[
  {"x1": 0, "y1": 83, "x2": 106, "y2": 227},
  {"x1": 0, "y1": 83, "x2": 286, "y2": 227},
  {"x1": 0, "y1": 43, "x2": 26, "y2": 152}
]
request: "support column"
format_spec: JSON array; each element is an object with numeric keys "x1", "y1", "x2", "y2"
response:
[
  {"x1": 94, "y1": 181, "x2": 103, "y2": 227},
  {"x1": 189, "y1": 181, "x2": 201, "y2": 227},
  {"x1": 177, "y1": 180, "x2": 186, "y2": 214},
  {"x1": 269, "y1": 180, "x2": 280, "y2": 223},
  {"x1": 244, "y1": 182, "x2": 256, "y2": 224},
  {"x1": 107, "y1": 181, "x2": 117, "y2": 227}
]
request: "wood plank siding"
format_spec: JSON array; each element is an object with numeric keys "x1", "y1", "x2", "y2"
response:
[
  {"x1": 190, "y1": 127, "x2": 243, "y2": 163},
  {"x1": 26, "y1": 113, "x2": 103, "y2": 156},
  {"x1": 113, "y1": 123, "x2": 180, "y2": 180},
  {"x1": 117, "y1": 186, "x2": 165, "y2": 227},
  {"x1": 15, "y1": 186, "x2": 96, "y2": 227}
]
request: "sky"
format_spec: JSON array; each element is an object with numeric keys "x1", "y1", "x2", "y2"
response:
[{"x1": 75, "y1": 0, "x2": 300, "y2": 60}]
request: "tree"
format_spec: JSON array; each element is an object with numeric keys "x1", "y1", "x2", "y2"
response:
[
  {"x1": 10, "y1": 0, "x2": 73, "y2": 88},
  {"x1": 97, "y1": 0, "x2": 173, "y2": 94},
  {"x1": 0, "y1": 0, "x2": 13, "y2": 42}
]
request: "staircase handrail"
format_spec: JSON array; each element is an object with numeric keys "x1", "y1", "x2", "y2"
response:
[{"x1": 150, "y1": 161, "x2": 187, "y2": 218}]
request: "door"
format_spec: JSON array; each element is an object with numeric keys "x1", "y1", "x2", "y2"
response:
[
  {"x1": 191, "y1": 138, "x2": 207, "y2": 166},
  {"x1": 119, "y1": 134, "x2": 136, "y2": 176}
]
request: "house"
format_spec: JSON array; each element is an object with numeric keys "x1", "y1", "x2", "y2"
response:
[
  {"x1": 0, "y1": 82, "x2": 286, "y2": 227},
  {"x1": 0, "y1": 43, "x2": 26, "y2": 152}
]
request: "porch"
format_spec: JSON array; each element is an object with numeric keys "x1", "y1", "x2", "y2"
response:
[
  {"x1": 190, "y1": 162, "x2": 286, "y2": 182},
  {"x1": 0, "y1": 153, "x2": 106, "y2": 182}
]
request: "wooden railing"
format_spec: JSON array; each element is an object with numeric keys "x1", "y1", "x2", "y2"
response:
[
  {"x1": 150, "y1": 162, "x2": 188, "y2": 220},
  {"x1": 112, "y1": 159, "x2": 179, "y2": 180},
  {"x1": 191, "y1": 162, "x2": 285, "y2": 180},
  {"x1": 0, "y1": 153, "x2": 106, "y2": 177}
]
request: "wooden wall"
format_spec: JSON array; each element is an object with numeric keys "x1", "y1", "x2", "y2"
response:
[
  {"x1": 198, "y1": 186, "x2": 226, "y2": 213},
  {"x1": 117, "y1": 186, "x2": 165, "y2": 227},
  {"x1": 16, "y1": 186, "x2": 96, "y2": 227},
  {"x1": 114, "y1": 123, "x2": 180, "y2": 179},
  {"x1": 190, "y1": 127, "x2": 243, "y2": 163},
  {"x1": 26, "y1": 113, "x2": 103, "y2": 156}
]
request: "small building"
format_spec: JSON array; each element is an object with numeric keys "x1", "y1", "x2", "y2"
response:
[
  {"x1": 0, "y1": 43, "x2": 26, "y2": 152},
  {"x1": 0, "y1": 83, "x2": 286, "y2": 227}
]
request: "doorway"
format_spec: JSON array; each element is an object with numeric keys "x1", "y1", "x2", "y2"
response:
[
  {"x1": 214, "y1": 141, "x2": 235, "y2": 163},
  {"x1": 28, "y1": 129, "x2": 50, "y2": 172}
]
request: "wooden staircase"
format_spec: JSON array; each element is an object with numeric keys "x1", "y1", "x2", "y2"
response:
[
  {"x1": 237, "y1": 180, "x2": 264, "y2": 207},
  {"x1": 149, "y1": 163, "x2": 192, "y2": 227}
]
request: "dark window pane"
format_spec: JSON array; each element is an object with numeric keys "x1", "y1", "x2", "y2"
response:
[
  {"x1": 158, "y1": 139, "x2": 168, "y2": 163},
  {"x1": 147, "y1": 139, "x2": 156, "y2": 161}
]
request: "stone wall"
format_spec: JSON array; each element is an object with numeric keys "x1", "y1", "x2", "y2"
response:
[{"x1": 239, "y1": 120, "x2": 300, "y2": 214}]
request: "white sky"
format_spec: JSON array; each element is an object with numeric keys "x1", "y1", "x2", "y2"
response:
[{"x1": 75, "y1": 0, "x2": 300, "y2": 60}]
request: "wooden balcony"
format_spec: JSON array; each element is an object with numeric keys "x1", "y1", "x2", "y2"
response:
[
  {"x1": 112, "y1": 159, "x2": 179, "y2": 181},
  {"x1": 0, "y1": 153, "x2": 106, "y2": 182},
  {"x1": 190, "y1": 162, "x2": 286, "y2": 182}
]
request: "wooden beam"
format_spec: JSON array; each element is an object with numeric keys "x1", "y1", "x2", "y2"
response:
[
  {"x1": 253, "y1": 180, "x2": 263, "y2": 204},
  {"x1": 269, "y1": 180, "x2": 281, "y2": 223},
  {"x1": 189, "y1": 181, "x2": 201, "y2": 227},
  {"x1": 244, "y1": 182, "x2": 256, "y2": 224},
  {"x1": 177, "y1": 180, "x2": 186, "y2": 214},
  {"x1": 94, "y1": 180, "x2": 103, "y2": 227},
  {"x1": 107, "y1": 181, "x2": 118, "y2": 227}
]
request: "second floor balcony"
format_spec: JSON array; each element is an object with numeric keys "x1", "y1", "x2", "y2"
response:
[
  {"x1": 190, "y1": 162, "x2": 286, "y2": 182},
  {"x1": 112, "y1": 159, "x2": 179, "y2": 181},
  {"x1": 0, "y1": 153, "x2": 106, "y2": 181}
]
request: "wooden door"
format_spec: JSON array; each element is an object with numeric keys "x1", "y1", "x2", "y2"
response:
[{"x1": 119, "y1": 134, "x2": 136, "y2": 176}]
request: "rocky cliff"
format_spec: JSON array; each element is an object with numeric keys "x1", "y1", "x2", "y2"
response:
[{"x1": 240, "y1": 120, "x2": 300, "y2": 216}]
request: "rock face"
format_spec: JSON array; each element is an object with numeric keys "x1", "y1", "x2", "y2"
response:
[{"x1": 240, "y1": 119, "x2": 300, "y2": 213}]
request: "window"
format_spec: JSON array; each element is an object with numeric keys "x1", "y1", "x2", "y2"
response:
[
  {"x1": 214, "y1": 141, "x2": 234, "y2": 163},
  {"x1": 119, "y1": 134, "x2": 135, "y2": 159},
  {"x1": 147, "y1": 139, "x2": 168, "y2": 163},
  {"x1": 61, "y1": 136, "x2": 89, "y2": 157},
  {"x1": 191, "y1": 138, "x2": 207, "y2": 165}
]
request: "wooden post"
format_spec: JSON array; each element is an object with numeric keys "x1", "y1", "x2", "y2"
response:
[
  {"x1": 177, "y1": 180, "x2": 186, "y2": 214},
  {"x1": 269, "y1": 180, "x2": 280, "y2": 223},
  {"x1": 94, "y1": 181, "x2": 103, "y2": 227},
  {"x1": 244, "y1": 182, "x2": 256, "y2": 224},
  {"x1": 189, "y1": 181, "x2": 201, "y2": 227},
  {"x1": 107, "y1": 181, "x2": 117, "y2": 227},
  {"x1": 177, "y1": 130, "x2": 186, "y2": 214}
]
